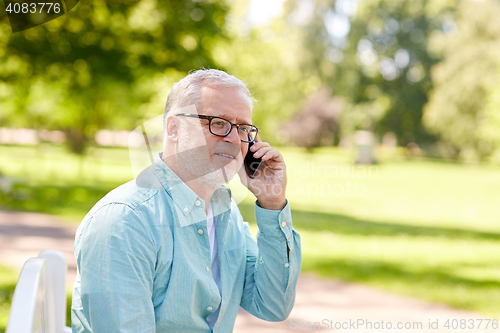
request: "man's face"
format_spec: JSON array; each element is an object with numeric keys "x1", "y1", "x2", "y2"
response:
[{"x1": 176, "y1": 84, "x2": 252, "y2": 187}]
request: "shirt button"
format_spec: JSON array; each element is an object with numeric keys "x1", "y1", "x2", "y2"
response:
[
  {"x1": 207, "y1": 306, "x2": 213, "y2": 311},
  {"x1": 198, "y1": 229, "x2": 204, "y2": 235},
  {"x1": 285, "y1": 263, "x2": 290, "y2": 268},
  {"x1": 195, "y1": 200, "x2": 201, "y2": 206},
  {"x1": 183, "y1": 207, "x2": 188, "y2": 213},
  {"x1": 206, "y1": 266, "x2": 210, "y2": 272},
  {"x1": 281, "y1": 222, "x2": 286, "y2": 228}
]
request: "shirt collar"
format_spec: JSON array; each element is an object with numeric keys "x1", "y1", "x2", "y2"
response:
[{"x1": 151, "y1": 152, "x2": 232, "y2": 224}]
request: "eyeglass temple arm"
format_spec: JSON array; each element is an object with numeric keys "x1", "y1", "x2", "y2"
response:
[{"x1": 176, "y1": 113, "x2": 204, "y2": 118}]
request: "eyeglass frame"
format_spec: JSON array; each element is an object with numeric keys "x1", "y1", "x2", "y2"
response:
[{"x1": 175, "y1": 113, "x2": 260, "y2": 143}]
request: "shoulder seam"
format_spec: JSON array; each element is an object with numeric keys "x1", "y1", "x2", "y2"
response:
[
  {"x1": 90, "y1": 200, "x2": 157, "y2": 248},
  {"x1": 99, "y1": 188, "x2": 160, "y2": 211}
]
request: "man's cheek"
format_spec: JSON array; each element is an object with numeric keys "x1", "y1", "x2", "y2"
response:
[
  {"x1": 239, "y1": 152, "x2": 247, "y2": 166},
  {"x1": 241, "y1": 146, "x2": 248, "y2": 159}
]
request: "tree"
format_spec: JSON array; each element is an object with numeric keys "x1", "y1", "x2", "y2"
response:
[
  {"x1": 477, "y1": 83, "x2": 500, "y2": 163},
  {"x1": 283, "y1": 0, "x2": 460, "y2": 146},
  {"x1": 423, "y1": 0, "x2": 500, "y2": 161},
  {"x1": 0, "y1": 0, "x2": 228, "y2": 154},
  {"x1": 210, "y1": 0, "x2": 317, "y2": 145},
  {"x1": 284, "y1": 86, "x2": 342, "y2": 149}
]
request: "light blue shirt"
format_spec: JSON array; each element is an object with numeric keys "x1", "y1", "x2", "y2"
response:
[
  {"x1": 205, "y1": 202, "x2": 222, "y2": 329},
  {"x1": 71, "y1": 152, "x2": 301, "y2": 333}
]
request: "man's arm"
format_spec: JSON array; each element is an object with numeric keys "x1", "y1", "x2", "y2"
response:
[
  {"x1": 72, "y1": 203, "x2": 156, "y2": 333},
  {"x1": 237, "y1": 199, "x2": 301, "y2": 321},
  {"x1": 236, "y1": 138, "x2": 301, "y2": 320}
]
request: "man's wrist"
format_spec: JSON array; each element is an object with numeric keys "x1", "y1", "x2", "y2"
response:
[{"x1": 256, "y1": 199, "x2": 287, "y2": 211}]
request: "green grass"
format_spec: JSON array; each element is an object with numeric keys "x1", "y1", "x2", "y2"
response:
[
  {"x1": 282, "y1": 146, "x2": 500, "y2": 232},
  {"x1": 237, "y1": 146, "x2": 500, "y2": 318},
  {"x1": 1, "y1": 144, "x2": 500, "y2": 318},
  {"x1": 0, "y1": 265, "x2": 17, "y2": 333},
  {"x1": 0, "y1": 144, "x2": 134, "y2": 222},
  {"x1": 240, "y1": 202, "x2": 500, "y2": 317}
]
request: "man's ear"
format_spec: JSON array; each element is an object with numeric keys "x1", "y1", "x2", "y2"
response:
[{"x1": 165, "y1": 114, "x2": 180, "y2": 143}]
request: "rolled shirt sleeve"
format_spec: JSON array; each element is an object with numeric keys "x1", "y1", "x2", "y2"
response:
[{"x1": 239, "y1": 199, "x2": 302, "y2": 321}]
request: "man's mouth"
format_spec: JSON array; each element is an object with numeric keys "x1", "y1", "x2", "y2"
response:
[{"x1": 214, "y1": 153, "x2": 236, "y2": 160}]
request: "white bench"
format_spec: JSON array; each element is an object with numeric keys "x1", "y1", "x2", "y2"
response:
[{"x1": 6, "y1": 250, "x2": 72, "y2": 333}]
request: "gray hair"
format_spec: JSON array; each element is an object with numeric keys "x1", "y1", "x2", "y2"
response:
[{"x1": 163, "y1": 69, "x2": 254, "y2": 125}]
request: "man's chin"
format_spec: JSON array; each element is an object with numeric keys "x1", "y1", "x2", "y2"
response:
[
  {"x1": 183, "y1": 158, "x2": 242, "y2": 188},
  {"x1": 205, "y1": 163, "x2": 240, "y2": 186}
]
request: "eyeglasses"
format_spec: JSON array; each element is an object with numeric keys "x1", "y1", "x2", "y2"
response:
[{"x1": 176, "y1": 113, "x2": 259, "y2": 143}]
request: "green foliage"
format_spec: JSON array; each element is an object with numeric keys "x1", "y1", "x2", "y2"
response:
[
  {"x1": 284, "y1": 0, "x2": 460, "y2": 145},
  {"x1": 212, "y1": 1, "x2": 316, "y2": 144},
  {"x1": 0, "y1": 265, "x2": 18, "y2": 333},
  {"x1": 0, "y1": 0, "x2": 228, "y2": 154},
  {"x1": 424, "y1": 0, "x2": 500, "y2": 162},
  {"x1": 478, "y1": 84, "x2": 500, "y2": 163},
  {"x1": 284, "y1": 87, "x2": 342, "y2": 149}
]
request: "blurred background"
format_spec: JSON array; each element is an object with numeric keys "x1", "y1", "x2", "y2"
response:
[{"x1": 0, "y1": 0, "x2": 500, "y2": 330}]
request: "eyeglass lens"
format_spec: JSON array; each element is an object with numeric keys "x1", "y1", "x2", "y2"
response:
[{"x1": 210, "y1": 118, "x2": 257, "y2": 142}]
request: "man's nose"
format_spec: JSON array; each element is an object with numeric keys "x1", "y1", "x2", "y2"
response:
[{"x1": 224, "y1": 125, "x2": 241, "y2": 144}]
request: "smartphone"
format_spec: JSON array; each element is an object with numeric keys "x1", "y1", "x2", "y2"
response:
[{"x1": 244, "y1": 141, "x2": 264, "y2": 179}]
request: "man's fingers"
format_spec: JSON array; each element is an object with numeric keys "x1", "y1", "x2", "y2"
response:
[
  {"x1": 250, "y1": 142, "x2": 283, "y2": 161},
  {"x1": 263, "y1": 159, "x2": 285, "y2": 169},
  {"x1": 253, "y1": 146, "x2": 273, "y2": 158},
  {"x1": 249, "y1": 141, "x2": 269, "y2": 152},
  {"x1": 261, "y1": 150, "x2": 280, "y2": 161},
  {"x1": 260, "y1": 149, "x2": 284, "y2": 162}
]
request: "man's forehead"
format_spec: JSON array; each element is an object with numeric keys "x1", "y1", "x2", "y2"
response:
[
  {"x1": 199, "y1": 85, "x2": 253, "y2": 123},
  {"x1": 209, "y1": 112, "x2": 252, "y2": 124}
]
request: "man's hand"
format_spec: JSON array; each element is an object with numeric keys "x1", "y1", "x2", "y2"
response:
[{"x1": 239, "y1": 136, "x2": 287, "y2": 211}]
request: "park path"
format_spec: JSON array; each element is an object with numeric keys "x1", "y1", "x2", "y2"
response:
[{"x1": 0, "y1": 209, "x2": 493, "y2": 333}]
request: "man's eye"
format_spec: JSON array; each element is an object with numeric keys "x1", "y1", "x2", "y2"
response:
[
  {"x1": 239, "y1": 127, "x2": 249, "y2": 133},
  {"x1": 213, "y1": 121, "x2": 225, "y2": 126}
]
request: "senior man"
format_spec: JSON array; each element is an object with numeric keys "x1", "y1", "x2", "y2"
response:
[{"x1": 71, "y1": 69, "x2": 301, "y2": 332}]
